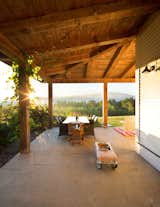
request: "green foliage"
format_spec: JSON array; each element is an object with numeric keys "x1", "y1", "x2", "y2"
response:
[
  {"x1": 53, "y1": 100, "x2": 103, "y2": 117},
  {"x1": 30, "y1": 105, "x2": 50, "y2": 133},
  {"x1": 0, "y1": 102, "x2": 50, "y2": 145},
  {"x1": 0, "y1": 102, "x2": 20, "y2": 145},
  {"x1": 9, "y1": 56, "x2": 41, "y2": 99},
  {"x1": 108, "y1": 98, "x2": 135, "y2": 116},
  {"x1": 53, "y1": 98, "x2": 135, "y2": 117},
  {"x1": 0, "y1": 97, "x2": 135, "y2": 145}
]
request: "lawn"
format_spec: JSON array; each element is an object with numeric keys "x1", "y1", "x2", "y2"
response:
[{"x1": 97, "y1": 116, "x2": 134, "y2": 127}]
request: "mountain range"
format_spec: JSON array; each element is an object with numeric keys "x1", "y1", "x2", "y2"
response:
[{"x1": 39, "y1": 92, "x2": 135, "y2": 104}]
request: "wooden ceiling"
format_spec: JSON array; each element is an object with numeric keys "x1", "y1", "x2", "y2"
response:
[{"x1": 0, "y1": 0, "x2": 159, "y2": 83}]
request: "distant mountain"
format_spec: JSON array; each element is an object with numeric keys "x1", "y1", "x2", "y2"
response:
[
  {"x1": 38, "y1": 92, "x2": 134, "y2": 104},
  {"x1": 108, "y1": 92, "x2": 134, "y2": 101}
]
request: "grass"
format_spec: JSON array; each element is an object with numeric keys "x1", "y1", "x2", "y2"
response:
[{"x1": 97, "y1": 115, "x2": 134, "y2": 127}]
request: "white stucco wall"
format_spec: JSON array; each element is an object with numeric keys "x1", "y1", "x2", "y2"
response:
[{"x1": 136, "y1": 11, "x2": 160, "y2": 171}]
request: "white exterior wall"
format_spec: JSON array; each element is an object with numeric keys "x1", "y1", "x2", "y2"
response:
[{"x1": 136, "y1": 11, "x2": 160, "y2": 171}]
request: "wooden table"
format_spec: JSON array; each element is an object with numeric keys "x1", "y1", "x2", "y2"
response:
[
  {"x1": 63, "y1": 116, "x2": 89, "y2": 124},
  {"x1": 63, "y1": 116, "x2": 89, "y2": 142}
]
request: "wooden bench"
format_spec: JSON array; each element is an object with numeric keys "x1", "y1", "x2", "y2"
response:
[{"x1": 95, "y1": 142, "x2": 118, "y2": 169}]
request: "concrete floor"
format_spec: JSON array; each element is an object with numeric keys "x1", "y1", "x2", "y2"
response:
[{"x1": 0, "y1": 127, "x2": 160, "y2": 207}]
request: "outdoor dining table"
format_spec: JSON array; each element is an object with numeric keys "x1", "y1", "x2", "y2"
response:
[
  {"x1": 63, "y1": 116, "x2": 89, "y2": 124},
  {"x1": 63, "y1": 116, "x2": 89, "y2": 142}
]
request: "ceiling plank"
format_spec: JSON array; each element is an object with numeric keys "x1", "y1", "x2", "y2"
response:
[
  {"x1": 0, "y1": 2, "x2": 158, "y2": 34},
  {"x1": 42, "y1": 44, "x2": 118, "y2": 71},
  {"x1": 0, "y1": 33, "x2": 24, "y2": 62},
  {"x1": 51, "y1": 78, "x2": 135, "y2": 83},
  {"x1": 103, "y1": 43, "x2": 130, "y2": 78},
  {"x1": 43, "y1": 41, "x2": 127, "y2": 76},
  {"x1": 38, "y1": 69, "x2": 52, "y2": 82},
  {"x1": 44, "y1": 67, "x2": 66, "y2": 76},
  {"x1": 43, "y1": 57, "x2": 89, "y2": 71},
  {"x1": 83, "y1": 63, "x2": 88, "y2": 78},
  {"x1": 102, "y1": 47, "x2": 122, "y2": 78},
  {"x1": 89, "y1": 44, "x2": 120, "y2": 61},
  {"x1": 31, "y1": 35, "x2": 135, "y2": 55},
  {"x1": 119, "y1": 62, "x2": 135, "y2": 78}
]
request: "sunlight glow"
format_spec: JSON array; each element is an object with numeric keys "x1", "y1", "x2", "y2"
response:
[
  {"x1": 0, "y1": 61, "x2": 136, "y2": 102},
  {"x1": 28, "y1": 92, "x2": 36, "y2": 101}
]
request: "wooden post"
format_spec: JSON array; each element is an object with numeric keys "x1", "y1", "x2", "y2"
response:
[
  {"x1": 103, "y1": 82, "x2": 108, "y2": 128},
  {"x1": 19, "y1": 68, "x2": 30, "y2": 153},
  {"x1": 48, "y1": 82, "x2": 53, "y2": 128}
]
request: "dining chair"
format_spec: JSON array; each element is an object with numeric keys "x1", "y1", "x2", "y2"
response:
[
  {"x1": 68, "y1": 123, "x2": 84, "y2": 144},
  {"x1": 56, "y1": 116, "x2": 68, "y2": 136}
]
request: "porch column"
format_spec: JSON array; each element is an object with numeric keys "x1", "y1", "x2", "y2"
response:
[
  {"x1": 103, "y1": 82, "x2": 108, "y2": 128},
  {"x1": 19, "y1": 68, "x2": 30, "y2": 153},
  {"x1": 48, "y1": 82, "x2": 53, "y2": 128}
]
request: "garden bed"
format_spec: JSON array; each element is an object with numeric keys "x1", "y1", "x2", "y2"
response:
[{"x1": 0, "y1": 133, "x2": 37, "y2": 168}]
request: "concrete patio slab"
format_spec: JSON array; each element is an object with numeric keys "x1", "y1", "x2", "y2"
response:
[{"x1": 0, "y1": 127, "x2": 159, "y2": 207}]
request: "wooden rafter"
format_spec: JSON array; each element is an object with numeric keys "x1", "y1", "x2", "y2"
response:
[
  {"x1": 42, "y1": 57, "x2": 89, "y2": 70},
  {"x1": 43, "y1": 44, "x2": 117, "y2": 73},
  {"x1": 102, "y1": 43, "x2": 130, "y2": 78},
  {"x1": 43, "y1": 42, "x2": 126, "y2": 76},
  {"x1": 102, "y1": 47, "x2": 122, "y2": 78},
  {"x1": 89, "y1": 44, "x2": 120, "y2": 61},
  {"x1": 51, "y1": 78, "x2": 135, "y2": 83},
  {"x1": 65, "y1": 62, "x2": 85, "y2": 75},
  {"x1": 119, "y1": 62, "x2": 135, "y2": 78},
  {"x1": 85, "y1": 42, "x2": 127, "y2": 78},
  {"x1": 0, "y1": 2, "x2": 158, "y2": 34},
  {"x1": 83, "y1": 63, "x2": 88, "y2": 78},
  {"x1": 31, "y1": 35, "x2": 135, "y2": 55},
  {"x1": 0, "y1": 33, "x2": 24, "y2": 62},
  {"x1": 38, "y1": 69, "x2": 52, "y2": 82}
]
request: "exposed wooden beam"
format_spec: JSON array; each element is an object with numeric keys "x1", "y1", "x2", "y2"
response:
[
  {"x1": 119, "y1": 62, "x2": 135, "y2": 78},
  {"x1": 102, "y1": 47, "x2": 122, "y2": 78},
  {"x1": 89, "y1": 44, "x2": 120, "y2": 61},
  {"x1": 42, "y1": 44, "x2": 117, "y2": 70},
  {"x1": 19, "y1": 68, "x2": 30, "y2": 153},
  {"x1": 66, "y1": 62, "x2": 86, "y2": 71},
  {"x1": 38, "y1": 68, "x2": 52, "y2": 82},
  {"x1": 83, "y1": 63, "x2": 88, "y2": 78},
  {"x1": 0, "y1": 2, "x2": 158, "y2": 34},
  {"x1": 0, "y1": 33, "x2": 24, "y2": 62},
  {"x1": 43, "y1": 42, "x2": 126, "y2": 76},
  {"x1": 43, "y1": 57, "x2": 89, "y2": 71},
  {"x1": 85, "y1": 62, "x2": 90, "y2": 78},
  {"x1": 48, "y1": 82, "x2": 53, "y2": 128},
  {"x1": 31, "y1": 35, "x2": 135, "y2": 55},
  {"x1": 103, "y1": 43, "x2": 130, "y2": 78},
  {"x1": 86, "y1": 42, "x2": 126, "y2": 78},
  {"x1": 103, "y1": 82, "x2": 108, "y2": 128},
  {"x1": 51, "y1": 78, "x2": 135, "y2": 83},
  {"x1": 44, "y1": 67, "x2": 65, "y2": 76}
]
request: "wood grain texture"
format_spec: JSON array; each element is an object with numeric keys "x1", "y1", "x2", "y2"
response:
[
  {"x1": 103, "y1": 82, "x2": 108, "y2": 127},
  {"x1": 0, "y1": 1, "x2": 159, "y2": 82},
  {"x1": 48, "y1": 83, "x2": 53, "y2": 128},
  {"x1": 19, "y1": 68, "x2": 30, "y2": 153},
  {"x1": 52, "y1": 78, "x2": 135, "y2": 83},
  {"x1": 0, "y1": 2, "x2": 157, "y2": 33}
]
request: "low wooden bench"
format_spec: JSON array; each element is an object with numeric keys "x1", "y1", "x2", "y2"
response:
[{"x1": 95, "y1": 142, "x2": 118, "y2": 169}]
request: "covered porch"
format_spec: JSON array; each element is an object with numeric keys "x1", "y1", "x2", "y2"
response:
[
  {"x1": 1, "y1": 0, "x2": 159, "y2": 154},
  {"x1": 0, "y1": 127, "x2": 160, "y2": 207},
  {"x1": 0, "y1": 1, "x2": 160, "y2": 206}
]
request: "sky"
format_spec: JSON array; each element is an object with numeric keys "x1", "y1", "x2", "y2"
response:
[{"x1": 0, "y1": 61, "x2": 136, "y2": 100}]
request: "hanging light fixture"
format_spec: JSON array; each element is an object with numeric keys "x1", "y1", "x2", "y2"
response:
[
  {"x1": 150, "y1": 65, "x2": 155, "y2": 71},
  {"x1": 155, "y1": 66, "x2": 160, "y2": 71},
  {"x1": 142, "y1": 66, "x2": 150, "y2": 73},
  {"x1": 155, "y1": 60, "x2": 160, "y2": 71}
]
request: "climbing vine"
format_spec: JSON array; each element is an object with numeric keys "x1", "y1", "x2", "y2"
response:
[{"x1": 9, "y1": 55, "x2": 42, "y2": 99}]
